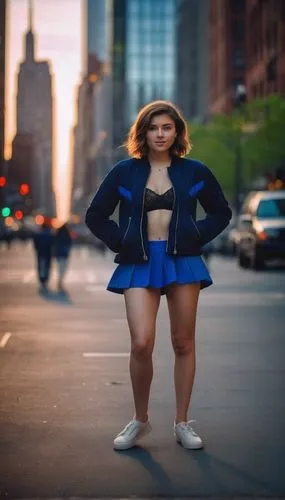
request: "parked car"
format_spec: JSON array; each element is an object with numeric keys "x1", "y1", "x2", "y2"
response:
[
  {"x1": 227, "y1": 223, "x2": 241, "y2": 255},
  {"x1": 236, "y1": 190, "x2": 285, "y2": 269}
]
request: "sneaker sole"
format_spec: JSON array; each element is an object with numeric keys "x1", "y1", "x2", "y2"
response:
[
  {"x1": 114, "y1": 424, "x2": 152, "y2": 451},
  {"x1": 175, "y1": 436, "x2": 203, "y2": 450}
]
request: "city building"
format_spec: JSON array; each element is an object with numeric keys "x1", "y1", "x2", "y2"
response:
[
  {"x1": 209, "y1": 0, "x2": 246, "y2": 114},
  {"x1": 71, "y1": 77, "x2": 91, "y2": 214},
  {"x1": 71, "y1": 0, "x2": 113, "y2": 217},
  {"x1": 112, "y1": 0, "x2": 127, "y2": 159},
  {"x1": 12, "y1": 0, "x2": 55, "y2": 215},
  {"x1": 86, "y1": 0, "x2": 113, "y2": 189},
  {"x1": 176, "y1": 0, "x2": 209, "y2": 122},
  {"x1": 245, "y1": 0, "x2": 285, "y2": 100},
  {"x1": 9, "y1": 133, "x2": 34, "y2": 186},
  {"x1": 125, "y1": 0, "x2": 177, "y2": 125},
  {"x1": 0, "y1": 0, "x2": 6, "y2": 210}
]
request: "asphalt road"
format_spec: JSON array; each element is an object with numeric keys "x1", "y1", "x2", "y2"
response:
[{"x1": 0, "y1": 241, "x2": 285, "y2": 500}]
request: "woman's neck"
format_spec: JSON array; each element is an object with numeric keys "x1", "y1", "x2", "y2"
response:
[{"x1": 148, "y1": 151, "x2": 171, "y2": 166}]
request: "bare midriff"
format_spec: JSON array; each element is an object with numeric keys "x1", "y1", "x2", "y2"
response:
[
  {"x1": 146, "y1": 166, "x2": 173, "y2": 241},
  {"x1": 147, "y1": 209, "x2": 172, "y2": 241}
]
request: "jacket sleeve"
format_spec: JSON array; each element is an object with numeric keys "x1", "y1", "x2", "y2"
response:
[
  {"x1": 85, "y1": 164, "x2": 123, "y2": 252},
  {"x1": 195, "y1": 164, "x2": 232, "y2": 246}
]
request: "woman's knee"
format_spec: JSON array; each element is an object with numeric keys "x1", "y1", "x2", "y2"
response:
[
  {"x1": 171, "y1": 333, "x2": 195, "y2": 356},
  {"x1": 131, "y1": 334, "x2": 154, "y2": 360}
]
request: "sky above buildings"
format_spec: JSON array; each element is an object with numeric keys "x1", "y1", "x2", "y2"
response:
[{"x1": 5, "y1": 0, "x2": 82, "y2": 219}]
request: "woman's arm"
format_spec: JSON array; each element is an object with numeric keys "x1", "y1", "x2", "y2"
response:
[
  {"x1": 85, "y1": 164, "x2": 123, "y2": 252},
  {"x1": 195, "y1": 164, "x2": 232, "y2": 246}
]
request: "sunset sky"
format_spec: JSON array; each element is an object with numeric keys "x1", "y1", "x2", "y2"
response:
[{"x1": 5, "y1": 0, "x2": 83, "y2": 220}]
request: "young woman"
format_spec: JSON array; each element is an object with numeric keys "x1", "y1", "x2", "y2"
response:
[{"x1": 86, "y1": 101, "x2": 232, "y2": 451}]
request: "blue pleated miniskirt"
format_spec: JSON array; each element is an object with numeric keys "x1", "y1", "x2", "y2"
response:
[{"x1": 107, "y1": 240, "x2": 213, "y2": 295}]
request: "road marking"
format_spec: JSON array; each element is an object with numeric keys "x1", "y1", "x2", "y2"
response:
[
  {"x1": 0, "y1": 332, "x2": 12, "y2": 348},
  {"x1": 83, "y1": 352, "x2": 129, "y2": 358}
]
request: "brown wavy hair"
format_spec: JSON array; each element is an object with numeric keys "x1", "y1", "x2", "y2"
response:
[{"x1": 125, "y1": 100, "x2": 192, "y2": 158}]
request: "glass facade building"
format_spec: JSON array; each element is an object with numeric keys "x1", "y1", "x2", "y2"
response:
[
  {"x1": 176, "y1": 0, "x2": 209, "y2": 121},
  {"x1": 125, "y1": 0, "x2": 177, "y2": 125}
]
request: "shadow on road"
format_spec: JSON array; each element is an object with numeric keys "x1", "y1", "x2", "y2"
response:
[
  {"x1": 189, "y1": 450, "x2": 281, "y2": 496},
  {"x1": 115, "y1": 447, "x2": 174, "y2": 490}
]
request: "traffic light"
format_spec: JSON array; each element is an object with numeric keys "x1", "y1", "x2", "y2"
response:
[
  {"x1": 0, "y1": 176, "x2": 7, "y2": 188},
  {"x1": 15, "y1": 210, "x2": 24, "y2": 221},
  {"x1": 1, "y1": 207, "x2": 11, "y2": 217},
  {"x1": 19, "y1": 183, "x2": 30, "y2": 196}
]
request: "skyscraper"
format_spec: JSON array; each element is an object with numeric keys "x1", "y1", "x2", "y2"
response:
[
  {"x1": 71, "y1": 0, "x2": 113, "y2": 217},
  {"x1": 86, "y1": 0, "x2": 113, "y2": 188},
  {"x1": 13, "y1": 0, "x2": 55, "y2": 215},
  {"x1": 176, "y1": 0, "x2": 209, "y2": 122},
  {"x1": 125, "y1": 0, "x2": 177, "y2": 126},
  {"x1": 112, "y1": 0, "x2": 127, "y2": 158}
]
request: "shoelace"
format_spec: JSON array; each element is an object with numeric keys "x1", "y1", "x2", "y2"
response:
[
  {"x1": 179, "y1": 419, "x2": 198, "y2": 436},
  {"x1": 118, "y1": 420, "x2": 137, "y2": 436}
]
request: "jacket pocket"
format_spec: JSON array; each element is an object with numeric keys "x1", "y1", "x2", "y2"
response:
[
  {"x1": 190, "y1": 215, "x2": 201, "y2": 240},
  {"x1": 122, "y1": 216, "x2": 132, "y2": 243},
  {"x1": 119, "y1": 217, "x2": 141, "y2": 259},
  {"x1": 176, "y1": 214, "x2": 201, "y2": 252}
]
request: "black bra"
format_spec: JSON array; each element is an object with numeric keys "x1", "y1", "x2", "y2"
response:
[{"x1": 144, "y1": 187, "x2": 174, "y2": 212}]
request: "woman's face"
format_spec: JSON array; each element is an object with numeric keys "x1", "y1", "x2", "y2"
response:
[{"x1": 146, "y1": 113, "x2": 177, "y2": 154}]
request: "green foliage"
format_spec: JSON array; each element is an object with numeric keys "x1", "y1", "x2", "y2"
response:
[{"x1": 188, "y1": 96, "x2": 285, "y2": 202}]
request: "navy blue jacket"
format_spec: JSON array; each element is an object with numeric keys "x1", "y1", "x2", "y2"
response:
[{"x1": 85, "y1": 156, "x2": 232, "y2": 264}]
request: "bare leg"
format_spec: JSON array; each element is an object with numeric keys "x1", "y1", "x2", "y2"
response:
[
  {"x1": 124, "y1": 287, "x2": 161, "y2": 422},
  {"x1": 166, "y1": 283, "x2": 200, "y2": 423},
  {"x1": 57, "y1": 258, "x2": 68, "y2": 291}
]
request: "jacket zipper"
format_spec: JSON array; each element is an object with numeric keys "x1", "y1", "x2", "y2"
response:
[
  {"x1": 174, "y1": 201, "x2": 179, "y2": 254},
  {"x1": 191, "y1": 215, "x2": 201, "y2": 240},
  {"x1": 166, "y1": 185, "x2": 179, "y2": 255},
  {"x1": 122, "y1": 216, "x2": 131, "y2": 242},
  {"x1": 140, "y1": 190, "x2": 147, "y2": 260}
]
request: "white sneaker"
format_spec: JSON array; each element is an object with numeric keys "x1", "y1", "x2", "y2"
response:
[
  {"x1": 174, "y1": 420, "x2": 203, "y2": 449},
  {"x1": 113, "y1": 419, "x2": 152, "y2": 450}
]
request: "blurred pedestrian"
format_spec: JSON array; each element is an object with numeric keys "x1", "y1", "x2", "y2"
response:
[
  {"x1": 33, "y1": 220, "x2": 54, "y2": 293},
  {"x1": 54, "y1": 223, "x2": 72, "y2": 293},
  {"x1": 86, "y1": 100, "x2": 232, "y2": 451}
]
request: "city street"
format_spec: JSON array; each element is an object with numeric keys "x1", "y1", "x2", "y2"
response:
[{"x1": 0, "y1": 242, "x2": 285, "y2": 499}]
